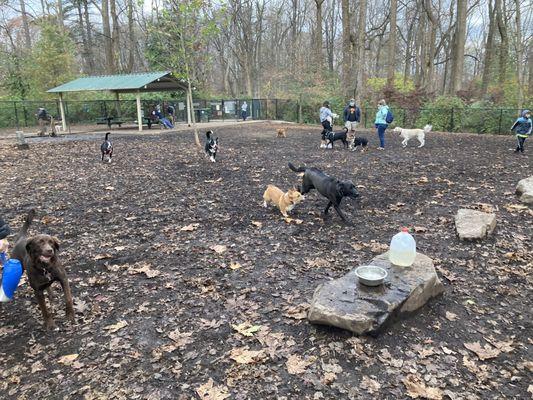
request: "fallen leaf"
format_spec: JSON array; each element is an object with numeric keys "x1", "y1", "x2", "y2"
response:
[
  {"x1": 104, "y1": 320, "x2": 128, "y2": 333},
  {"x1": 58, "y1": 354, "x2": 79, "y2": 365},
  {"x1": 105, "y1": 186, "x2": 115, "y2": 191},
  {"x1": 360, "y1": 376, "x2": 381, "y2": 394},
  {"x1": 180, "y1": 223, "x2": 199, "y2": 232},
  {"x1": 93, "y1": 253, "x2": 113, "y2": 260},
  {"x1": 403, "y1": 375, "x2": 443, "y2": 399},
  {"x1": 232, "y1": 322, "x2": 261, "y2": 337},
  {"x1": 196, "y1": 378, "x2": 230, "y2": 400},
  {"x1": 414, "y1": 226, "x2": 427, "y2": 233},
  {"x1": 114, "y1": 245, "x2": 126, "y2": 251},
  {"x1": 445, "y1": 311, "x2": 458, "y2": 321},
  {"x1": 168, "y1": 329, "x2": 194, "y2": 348},
  {"x1": 251, "y1": 221, "x2": 263, "y2": 228},
  {"x1": 229, "y1": 262, "x2": 242, "y2": 270},
  {"x1": 128, "y1": 263, "x2": 161, "y2": 278},
  {"x1": 464, "y1": 342, "x2": 500, "y2": 361},
  {"x1": 286, "y1": 354, "x2": 316, "y2": 374},
  {"x1": 229, "y1": 347, "x2": 266, "y2": 364},
  {"x1": 31, "y1": 361, "x2": 46, "y2": 373},
  {"x1": 211, "y1": 244, "x2": 227, "y2": 254},
  {"x1": 284, "y1": 217, "x2": 303, "y2": 224}
]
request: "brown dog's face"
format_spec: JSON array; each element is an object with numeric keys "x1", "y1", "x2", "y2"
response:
[
  {"x1": 287, "y1": 189, "x2": 303, "y2": 205},
  {"x1": 26, "y1": 234, "x2": 59, "y2": 265}
]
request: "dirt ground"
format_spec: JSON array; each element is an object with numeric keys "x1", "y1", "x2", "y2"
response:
[{"x1": 0, "y1": 122, "x2": 531, "y2": 399}]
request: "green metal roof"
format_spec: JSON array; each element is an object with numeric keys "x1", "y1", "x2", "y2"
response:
[{"x1": 47, "y1": 71, "x2": 187, "y2": 93}]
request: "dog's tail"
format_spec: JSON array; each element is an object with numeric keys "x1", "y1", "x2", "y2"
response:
[
  {"x1": 15, "y1": 209, "x2": 35, "y2": 241},
  {"x1": 423, "y1": 125, "x2": 432, "y2": 133},
  {"x1": 206, "y1": 130, "x2": 213, "y2": 139},
  {"x1": 105, "y1": 132, "x2": 110, "y2": 140},
  {"x1": 288, "y1": 162, "x2": 306, "y2": 173}
]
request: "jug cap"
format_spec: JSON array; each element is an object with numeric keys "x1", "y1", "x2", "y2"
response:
[{"x1": 401, "y1": 227, "x2": 409, "y2": 232}]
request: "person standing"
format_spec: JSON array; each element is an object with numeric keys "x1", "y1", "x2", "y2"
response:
[
  {"x1": 36, "y1": 107, "x2": 51, "y2": 136},
  {"x1": 319, "y1": 101, "x2": 337, "y2": 148},
  {"x1": 343, "y1": 98, "x2": 361, "y2": 135},
  {"x1": 510, "y1": 110, "x2": 532, "y2": 154},
  {"x1": 241, "y1": 101, "x2": 248, "y2": 121},
  {"x1": 374, "y1": 99, "x2": 390, "y2": 150},
  {"x1": 166, "y1": 103, "x2": 176, "y2": 126}
]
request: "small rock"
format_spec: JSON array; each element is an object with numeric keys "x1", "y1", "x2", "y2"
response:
[
  {"x1": 307, "y1": 252, "x2": 444, "y2": 335},
  {"x1": 516, "y1": 176, "x2": 533, "y2": 205},
  {"x1": 454, "y1": 209, "x2": 496, "y2": 240}
]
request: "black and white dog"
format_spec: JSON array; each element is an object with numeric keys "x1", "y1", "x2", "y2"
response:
[
  {"x1": 100, "y1": 132, "x2": 113, "y2": 162},
  {"x1": 205, "y1": 130, "x2": 219, "y2": 162},
  {"x1": 324, "y1": 127, "x2": 349, "y2": 149},
  {"x1": 350, "y1": 136, "x2": 368, "y2": 152}
]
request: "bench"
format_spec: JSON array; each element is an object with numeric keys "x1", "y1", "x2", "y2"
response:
[{"x1": 96, "y1": 117, "x2": 124, "y2": 128}]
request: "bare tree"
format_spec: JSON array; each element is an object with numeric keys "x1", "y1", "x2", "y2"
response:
[{"x1": 448, "y1": 0, "x2": 468, "y2": 94}]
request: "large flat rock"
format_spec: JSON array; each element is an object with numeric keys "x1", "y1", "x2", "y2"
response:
[
  {"x1": 455, "y1": 209, "x2": 496, "y2": 240},
  {"x1": 516, "y1": 176, "x2": 533, "y2": 205},
  {"x1": 307, "y1": 252, "x2": 444, "y2": 335}
]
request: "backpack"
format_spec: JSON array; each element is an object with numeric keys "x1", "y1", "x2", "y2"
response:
[{"x1": 385, "y1": 109, "x2": 394, "y2": 124}]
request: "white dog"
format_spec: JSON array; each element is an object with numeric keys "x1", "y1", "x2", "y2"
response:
[{"x1": 393, "y1": 124, "x2": 432, "y2": 148}]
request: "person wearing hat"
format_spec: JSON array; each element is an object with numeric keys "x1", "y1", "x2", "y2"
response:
[
  {"x1": 510, "y1": 110, "x2": 532, "y2": 153},
  {"x1": 343, "y1": 98, "x2": 361, "y2": 135}
]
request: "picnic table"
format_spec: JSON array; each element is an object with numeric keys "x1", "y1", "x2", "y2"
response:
[{"x1": 96, "y1": 117, "x2": 124, "y2": 128}]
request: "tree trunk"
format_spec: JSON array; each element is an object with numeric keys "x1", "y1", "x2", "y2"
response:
[
  {"x1": 528, "y1": 46, "x2": 533, "y2": 99},
  {"x1": 387, "y1": 0, "x2": 398, "y2": 87},
  {"x1": 495, "y1": 0, "x2": 508, "y2": 85},
  {"x1": 448, "y1": 0, "x2": 467, "y2": 95},
  {"x1": 57, "y1": 0, "x2": 64, "y2": 28},
  {"x1": 514, "y1": 0, "x2": 523, "y2": 110},
  {"x1": 83, "y1": 0, "x2": 95, "y2": 73},
  {"x1": 101, "y1": 0, "x2": 116, "y2": 74},
  {"x1": 424, "y1": 0, "x2": 437, "y2": 92},
  {"x1": 76, "y1": 1, "x2": 90, "y2": 74},
  {"x1": 341, "y1": 0, "x2": 352, "y2": 97},
  {"x1": 355, "y1": 0, "x2": 366, "y2": 103},
  {"x1": 110, "y1": 0, "x2": 120, "y2": 71},
  {"x1": 127, "y1": 0, "x2": 135, "y2": 72},
  {"x1": 19, "y1": 0, "x2": 32, "y2": 48},
  {"x1": 480, "y1": 0, "x2": 495, "y2": 97},
  {"x1": 314, "y1": 0, "x2": 324, "y2": 69}
]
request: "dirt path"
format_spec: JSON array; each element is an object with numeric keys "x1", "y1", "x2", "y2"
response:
[{"x1": 0, "y1": 123, "x2": 531, "y2": 399}]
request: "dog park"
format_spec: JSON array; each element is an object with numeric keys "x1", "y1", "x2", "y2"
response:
[{"x1": 0, "y1": 118, "x2": 531, "y2": 399}]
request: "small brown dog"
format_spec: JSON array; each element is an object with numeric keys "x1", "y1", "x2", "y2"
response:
[
  {"x1": 276, "y1": 128, "x2": 287, "y2": 138},
  {"x1": 11, "y1": 210, "x2": 74, "y2": 330},
  {"x1": 263, "y1": 185, "x2": 303, "y2": 217}
]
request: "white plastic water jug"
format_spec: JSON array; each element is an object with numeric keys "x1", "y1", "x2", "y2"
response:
[{"x1": 389, "y1": 228, "x2": 416, "y2": 266}]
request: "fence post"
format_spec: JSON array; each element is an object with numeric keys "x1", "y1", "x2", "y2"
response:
[
  {"x1": 22, "y1": 103, "x2": 28, "y2": 127},
  {"x1": 13, "y1": 102, "x2": 19, "y2": 129},
  {"x1": 363, "y1": 108, "x2": 367, "y2": 128},
  {"x1": 298, "y1": 94, "x2": 302, "y2": 124},
  {"x1": 449, "y1": 108, "x2": 454, "y2": 132},
  {"x1": 275, "y1": 99, "x2": 278, "y2": 120},
  {"x1": 498, "y1": 109, "x2": 503, "y2": 134},
  {"x1": 403, "y1": 108, "x2": 406, "y2": 127}
]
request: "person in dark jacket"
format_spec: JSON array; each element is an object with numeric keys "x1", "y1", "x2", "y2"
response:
[
  {"x1": 343, "y1": 98, "x2": 361, "y2": 134},
  {"x1": 510, "y1": 110, "x2": 532, "y2": 153}
]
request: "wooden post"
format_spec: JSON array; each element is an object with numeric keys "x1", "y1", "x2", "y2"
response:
[
  {"x1": 186, "y1": 90, "x2": 192, "y2": 126},
  {"x1": 115, "y1": 91, "x2": 121, "y2": 118},
  {"x1": 136, "y1": 91, "x2": 142, "y2": 132},
  {"x1": 58, "y1": 93, "x2": 67, "y2": 131}
]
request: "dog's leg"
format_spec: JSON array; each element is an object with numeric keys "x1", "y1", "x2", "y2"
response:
[
  {"x1": 402, "y1": 139, "x2": 407, "y2": 148},
  {"x1": 418, "y1": 138, "x2": 424, "y2": 148},
  {"x1": 333, "y1": 204, "x2": 351, "y2": 225},
  {"x1": 263, "y1": 200, "x2": 268, "y2": 208},
  {"x1": 323, "y1": 201, "x2": 333, "y2": 215},
  {"x1": 59, "y1": 276, "x2": 75, "y2": 323},
  {"x1": 36, "y1": 290, "x2": 56, "y2": 330}
]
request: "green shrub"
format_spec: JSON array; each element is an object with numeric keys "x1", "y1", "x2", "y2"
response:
[{"x1": 416, "y1": 96, "x2": 465, "y2": 132}]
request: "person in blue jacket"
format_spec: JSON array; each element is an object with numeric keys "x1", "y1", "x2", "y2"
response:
[
  {"x1": 343, "y1": 98, "x2": 361, "y2": 134},
  {"x1": 374, "y1": 99, "x2": 390, "y2": 150},
  {"x1": 510, "y1": 110, "x2": 532, "y2": 153}
]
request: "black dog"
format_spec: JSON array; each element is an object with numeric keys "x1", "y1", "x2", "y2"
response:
[
  {"x1": 324, "y1": 127, "x2": 349, "y2": 148},
  {"x1": 100, "y1": 132, "x2": 113, "y2": 162},
  {"x1": 205, "y1": 130, "x2": 219, "y2": 162},
  {"x1": 350, "y1": 136, "x2": 368, "y2": 152},
  {"x1": 288, "y1": 162, "x2": 359, "y2": 223}
]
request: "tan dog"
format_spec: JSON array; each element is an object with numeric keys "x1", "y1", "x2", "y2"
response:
[
  {"x1": 276, "y1": 128, "x2": 287, "y2": 138},
  {"x1": 263, "y1": 185, "x2": 303, "y2": 217}
]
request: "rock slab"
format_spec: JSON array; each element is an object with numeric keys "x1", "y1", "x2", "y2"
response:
[
  {"x1": 516, "y1": 176, "x2": 533, "y2": 205},
  {"x1": 307, "y1": 252, "x2": 444, "y2": 335},
  {"x1": 455, "y1": 209, "x2": 496, "y2": 240}
]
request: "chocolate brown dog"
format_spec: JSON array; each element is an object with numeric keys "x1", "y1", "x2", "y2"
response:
[{"x1": 11, "y1": 210, "x2": 74, "y2": 330}]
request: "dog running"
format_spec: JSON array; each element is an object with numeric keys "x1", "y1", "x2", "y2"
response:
[
  {"x1": 11, "y1": 210, "x2": 75, "y2": 330},
  {"x1": 393, "y1": 124, "x2": 432, "y2": 148},
  {"x1": 100, "y1": 132, "x2": 113, "y2": 162},
  {"x1": 276, "y1": 128, "x2": 287, "y2": 138},
  {"x1": 288, "y1": 162, "x2": 359, "y2": 223},
  {"x1": 205, "y1": 130, "x2": 219, "y2": 162}
]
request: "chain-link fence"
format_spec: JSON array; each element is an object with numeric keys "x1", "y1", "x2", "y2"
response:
[{"x1": 0, "y1": 99, "x2": 529, "y2": 134}]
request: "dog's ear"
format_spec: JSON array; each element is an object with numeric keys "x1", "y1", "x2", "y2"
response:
[
  {"x1": 25, "y1": 237, "x2": 37, "y2": 255},
  {"x1": 50, "y1": 236, "x2": 60, "y2": 252},
  {"x1": 336, "y1": 181, "x2": 345, "y2": 196}
]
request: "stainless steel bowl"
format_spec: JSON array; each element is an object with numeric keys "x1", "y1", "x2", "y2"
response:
[{"x1": 355, "y1": 265, "x2": 388, "y2": 286}]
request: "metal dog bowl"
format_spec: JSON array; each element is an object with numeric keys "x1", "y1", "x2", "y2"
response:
[{"x1": 355, "y1": 265, "x2": 388, "y2": 286}]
